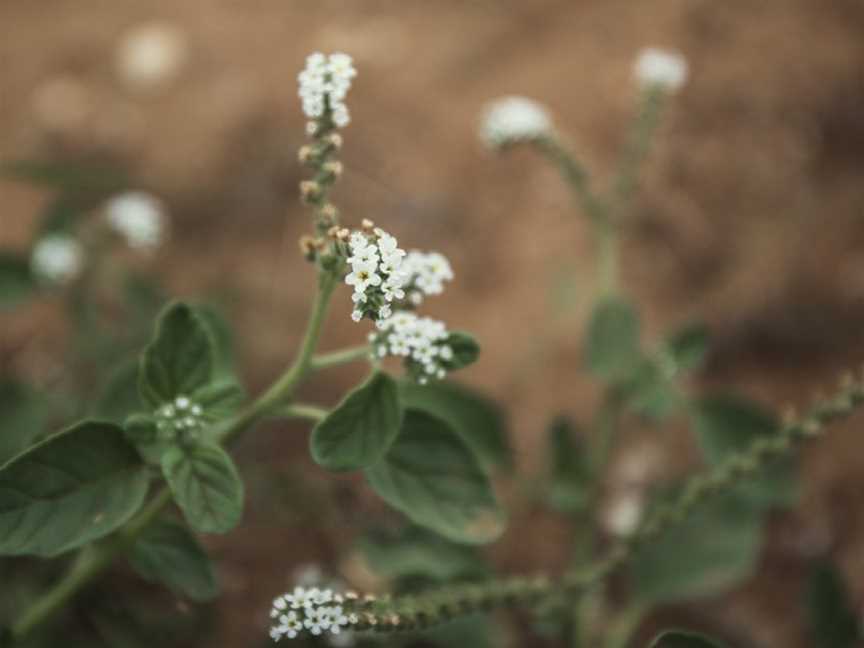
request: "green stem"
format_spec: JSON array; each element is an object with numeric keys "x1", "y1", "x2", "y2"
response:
[
  {"x1": 275, "y1": 403, "x2": 328, "y2": 422},
  {"x1": 10, "y1": 269, "x2": 341, "y2": 642},
  {"x1": 534, "y1": 135, "x2": 607, "y2": 227},
  {"x1": 309, "y1": 345, "x2": 370, "y2": 371}
]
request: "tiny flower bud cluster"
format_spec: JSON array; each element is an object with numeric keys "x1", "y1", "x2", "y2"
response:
[
  {"x1": 633, "y1": 47, "x2": 688, "y2": 91},
  {"x1": 105, "y1": 191, "x2": 166, "y2": 250},
  {"x1": 400, "y1": 250, "x2": 454, "y2": 306},
  {"x1": 269, "y1": 587, "x2": 358, "y2": 642},
  {"x1": 298, "y1": 52, "x2": 357, "y2": 129},
  {"x1": 345, "y1": 229, "x2": 407, "y2": 323},
  {"x1": 370, "y1": 312, "x2": 454, "y2": 384},
  {"x1": 155, "y1": 394, "x2": 204, "y2": 441},
  {"x1": 30, "y1": 235, "x2": 84, "y2": 284},
  {"x1": 480, "y1": 96, "x2": 553, "y2": 149}
]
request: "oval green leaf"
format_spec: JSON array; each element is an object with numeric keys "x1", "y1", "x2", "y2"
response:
[
  {"x1": 140, "y1": 302, "x2": 215, "y2": 408},
  {"x1": 161, "y1": 442, "x2": 243, "y2": 534},
  {"x1": 0, "y1": 421, "x2": 149, "y2": 556},
  {"x1": 311, "y1": 371, "x2": 403, "y2": 471},
  {"x1": 399, "y1": 380, "x2": 511, "y2": 472},
  {"x1": 441, "y1": 332, "x2": 480, "y2": 371},
  {"x1": 130, "y1": 518, "x2": 219, "y2": 601},
  {"x1": 584, "y1": 297, "x2": 642, "y2": 381},
  {"x1": 364, "y1": 410, "x2": 505, "y2": 545},
  {"x1": 649, "y1": 630, "x2": 727, "y2": 648}
]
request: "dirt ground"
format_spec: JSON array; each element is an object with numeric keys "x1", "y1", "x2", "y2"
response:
[{"x1": 3, "y1": 1, "x2": 864, "y2": 646}]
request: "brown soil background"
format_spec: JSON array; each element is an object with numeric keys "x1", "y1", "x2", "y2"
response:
[{"x1": 3, "y1": 1, "x2": 864, "y2": 646}]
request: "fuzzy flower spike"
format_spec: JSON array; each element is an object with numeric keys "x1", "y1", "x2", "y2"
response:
[
  {"x1": 269, "y1": 586, "x2": 358, "y2": 642},
  {"x1": 633, "y1": 47, "x2": 688, "y2": 92},
  {"x1": 480, "y1": 96, "x2": 553, "y2": 149},
  {"x1": 298, "y1": 52, "x2": 357, "y2": 129},
  {"x1": 345, "y1": 222, "x2": 407, "y2": 323}
]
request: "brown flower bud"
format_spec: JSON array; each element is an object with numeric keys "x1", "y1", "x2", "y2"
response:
[
  {"x1": 300, "y1": 180, "x2": 322, "y2": 203},
  {"x1": 361, "y1": 218, "x2": 375, "y2": 232},
  {"x1": 298, "y1": 235, "x2": 317, "y2": 260}
]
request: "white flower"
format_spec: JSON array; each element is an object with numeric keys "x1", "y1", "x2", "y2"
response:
[
  {"x1": 602, "y1": 492, "x2": 643, "y2": 538},
  {"x1": 105, "y1": 191, "x2": 166, "y2": 250},
  {"x1": 31, "y1": 235, "x2": 84, "y2": 284},
  {"x1": 345, "y1": 262, "x2": 381, "y2": 293},
  {"x1": 401, "y1": 250, "x2": 454, "y2": 304},
  {"x1": 298, "y1": 52, "x2": 357, "y2": 128},
  {"x1": 115, "y1": 22, "x2": 188, "y2": 89},
  {"x1": 633, "y1": 47, "x2": 688, "y2": 91},
  {"x1": 480, "y1": 96, "x2": 552, "y2": 148},
  {"x1": 344, "y1": 227, "x2": 407, "y2": 323},
  {"x1": 372, "y1": 312, "x2": 453, "y2": 383}
]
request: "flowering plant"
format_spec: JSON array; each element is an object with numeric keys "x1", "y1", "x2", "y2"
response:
[{"x1": 0, "y1": 48, "x2": 860, "y2": 648}]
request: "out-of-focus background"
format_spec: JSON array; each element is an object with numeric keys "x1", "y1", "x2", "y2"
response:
[{"x1": 3, "y1": 1, "x2": 864, "y2": 646}]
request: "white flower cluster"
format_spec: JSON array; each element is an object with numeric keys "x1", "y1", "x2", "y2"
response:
[
  {"x1": 155, "y1": 394, "x2": 204, "y2": 440},
  {"x1": 480, "y1": 96, "x2": 553, "y2": 148},
  {"x1": 400, "y1": 250, "x2": 454, "y2": 305},
  {"x1": 370, "y1": 312, "x2": 454, "y2": 384},
  {"x1": 298, "y1": 52, "x2": 357, "y2": 129},
  {"x1": 633, "y1": 47, "x2": 688, "y2": 91},
  {"x1": 30, "y1": 235, "x2": 84, "y2": 284},
  {"x1": 345, "y1": 229, "x2": 407, "y2": 323},
  {"x1": 105, "y1": 191, "x2": 165, "y2": 250},
  {"x1": 269, "y1": 587, "x2": 358, "y2": 642}
]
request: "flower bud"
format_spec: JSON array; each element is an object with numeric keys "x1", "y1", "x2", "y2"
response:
[{"x1": 300, "y1": 180, "x2": 322, "y2": 203}]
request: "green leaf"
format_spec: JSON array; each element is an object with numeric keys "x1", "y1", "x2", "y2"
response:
[
  {"x1": 0, "y1": 380, "x2": 47, "y2": 465},
  {"x1": 161, "y1": 442, "x2": 243, "y2": 534},
  {"x1": 0, "y1": 421, "x2": 149, "y2": 556},
  {"x1": 649, "y1": 630, "x2": 727, "y2": 648},
  {"x1": 140, "y1": 302, "x2": 216, "y2": 408},
  {"x1": 631, "y1": 492, "x2": 762, "y2": 604},
  {"x1": 546, "y1": 416, "x2": 590, "y2": 513},
  {"x1": 190, "y1": 379, "x2": 245, "y2": 422},
  {"x1": 359, "y1": 527, "x2": 488, "y2": 583},
  {"x1": 193, "y1": 305, "x2": 236, "y2": 378},
  {"x1": 441, "y1": 332, "x2": 480, "y2": 371},
  {"x1": 806, "y1": 560, "x2": 861, "y2": 648},
  {"x1": 692, "y1": 395, "x2": 796, "y2": 508},
  {"x1": 0, "y1": 252, "x2": 35, "y2": 310},
  {"x1": 130, "y1": 518, "x2": 219, "y2": 601},
  {"x1": 0, "y1": 158, "x2": 127, "y2": 194},
  {"x1": 311, "y1": 371, "x2": 403, "y2": 471},
  {"x1": 665, "y1": 324, "x2": 710, "y2": 372},
  {"x1": 624, "y1": 359, "x2": 682, "y2": 421},
  {"x1": 364, "y1": 410, "x2": 505, "y2": 544},
  {"x1": 399, "y1": 380, "x2": 511, "y2": 472},
  {"x1": 584, "y1": 297, "x2": 641, "y2": 381},
  {"x1": 124, "y1": 413, "x2": 170, "y2": 465}
]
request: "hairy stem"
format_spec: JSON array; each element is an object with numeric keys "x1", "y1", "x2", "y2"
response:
[
  {"x1": 10, "y1": 269, "x2": 341, "y2": 641},
  {"x1": 309, "y1": 345, "x2": 370, "y2": 371}
]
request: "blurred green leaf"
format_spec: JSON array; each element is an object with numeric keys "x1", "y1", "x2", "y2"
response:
[
  {"x1": 365, "y1": 410, "x2": 505, "y2": 545},
  {"x1": 312, "y1": 371, "x2": 403, "y2": 471},
  {"x1": 0, "y1": 380, "x2": 47, "y2": 465},
  {"x1": 0, "y1": 252, "x2": 35, "y2": 310},
  {"x1": 130, "y1": 518, "x2": 219, "y2": 601},
  {"x1": 0, "y1": 158, "x2": 127, "y2": 194},
  {"x1": 664, "y1": 323, "x2": 710, "y2": 372},
  {"x1": 419, "y1": 614, "x2": 497, "y2": 648},
  {"x1": 399, "y1": 380, "x2": 511, "y2": 472},
  {"x1": 441, "y1": 331, "x2": 480, "y2": 371},
  {"x1": 193, "y1": 305, "x2": 236, "y2": 379},
  {"x1": 585, "y1": 297, "x2": 642, "y2": 381},
  {"x1": 545, "y1": 416, "x2": 590, "y2": 513},
  {"x1": 161, "y1": 442, "x2": 243, "y2": 534},
  {"x1": 140, "y1": 302, "x2": 216, "y2": 408},
  {"x1": 649, "y1": 630, "x2": 727, "y2": 647},
  {"x1": 631, "y1": 492, "x2": 763, "y2": 604},
  {"x1": 806, "y1": 560, "x2": 861, "y2": 648},
  {"x1": 623, "y1": 359, "x2": 682, "y2": 421},
  {"x1": 93, "y1": 359, "x2": 142, "y2": 423},
  {"x1": 0, "y1": 421, "x2": 149, "y2": 556},
  {"x1": 692, "y1": 395, "x2": 797, "y2": 509},
  {"x1": 359, "y1": 526, "x2": 488, "y2": 583}
]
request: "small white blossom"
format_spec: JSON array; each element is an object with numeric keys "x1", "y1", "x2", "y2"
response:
[
  {"x1": 298, "y1": 52, "x2": 357, "y2": 128},
  {"x1": 602, "y1": 492, "x2": 643, "y2": 538},
  {"x1": 400, "y1": 250, "x2": 454, "y2": 305},
  {"x1": 269, "y1": 585, "x2": 357, "y2": 642},
  {"x1": 105, "y1": 191, "x2": 166, "y2": 250},
  {"x1": 344, "y1": 227, "x2": 407, "y2": 323},
  {"x1": 480, "y1": 96, "x2": 553, "y2": 148},
  {"x1": 633, "y1": 47, "x2": 688, "y2": 91},
  {"x1": 30, "y1": 236, "x2": 84, "y2": 284},
  {"x1": 372, "y1": 312, "x2": 454, "y2": 383}
]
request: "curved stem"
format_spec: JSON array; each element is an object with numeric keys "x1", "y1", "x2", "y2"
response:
[
  {"x1": 10, "y1": 269, "x2": 341, "y2": 641},
  {"x1": 275, "y1": 403, "x2": 328, "y2": 422},
  {"x1": 310, "y1": 345, "x2": 370, "y2": 371}
]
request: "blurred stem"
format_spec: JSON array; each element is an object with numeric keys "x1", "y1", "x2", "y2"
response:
[
  {"x1": 602, "y1": 602, "x2": 647, "y2": 648},
  {"x1": 610, "y1": 86, "x2": 667, "y2": 220},
  {"x1": 10, "y1": 268, "x2": 341, "y2": 642},
  {"x1": 534, "y1": 135, "x2": 607, "y2": 228},
  {"x1": 276, "y1": 403, "x2": 328, "y2": 422},
  {"x1": 310, "y1": 345, "x2": 370, "y2": 371}
]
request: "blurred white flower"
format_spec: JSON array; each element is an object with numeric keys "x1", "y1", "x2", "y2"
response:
[
  {"x1": 298, "y1": 52, "x2": 357, "y2": 128},
  {"x1": 633, "y1": 47, "x2": 688, "y2": 91},
  {"x1": 116, "y1": 22, "x2": 188, "y2": 89},
  {"x1": 105, "y1": 192, "x2": 166, "y2": 250},
  {"x1": 30, "y1": 236, "x2": 84, "y2": 284},
  {"x1": 602, "y1": 492, "x2": 643, "y2": 538},
  {"x1": 373, "y1": 312, "x2": 452, "y2": 384},
  {"x1": 480, "y1": 96, "x2": 553, "y2": 148},
  {"x1": 401, "y1": 250, "x2": 454, "y2": 305}
]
